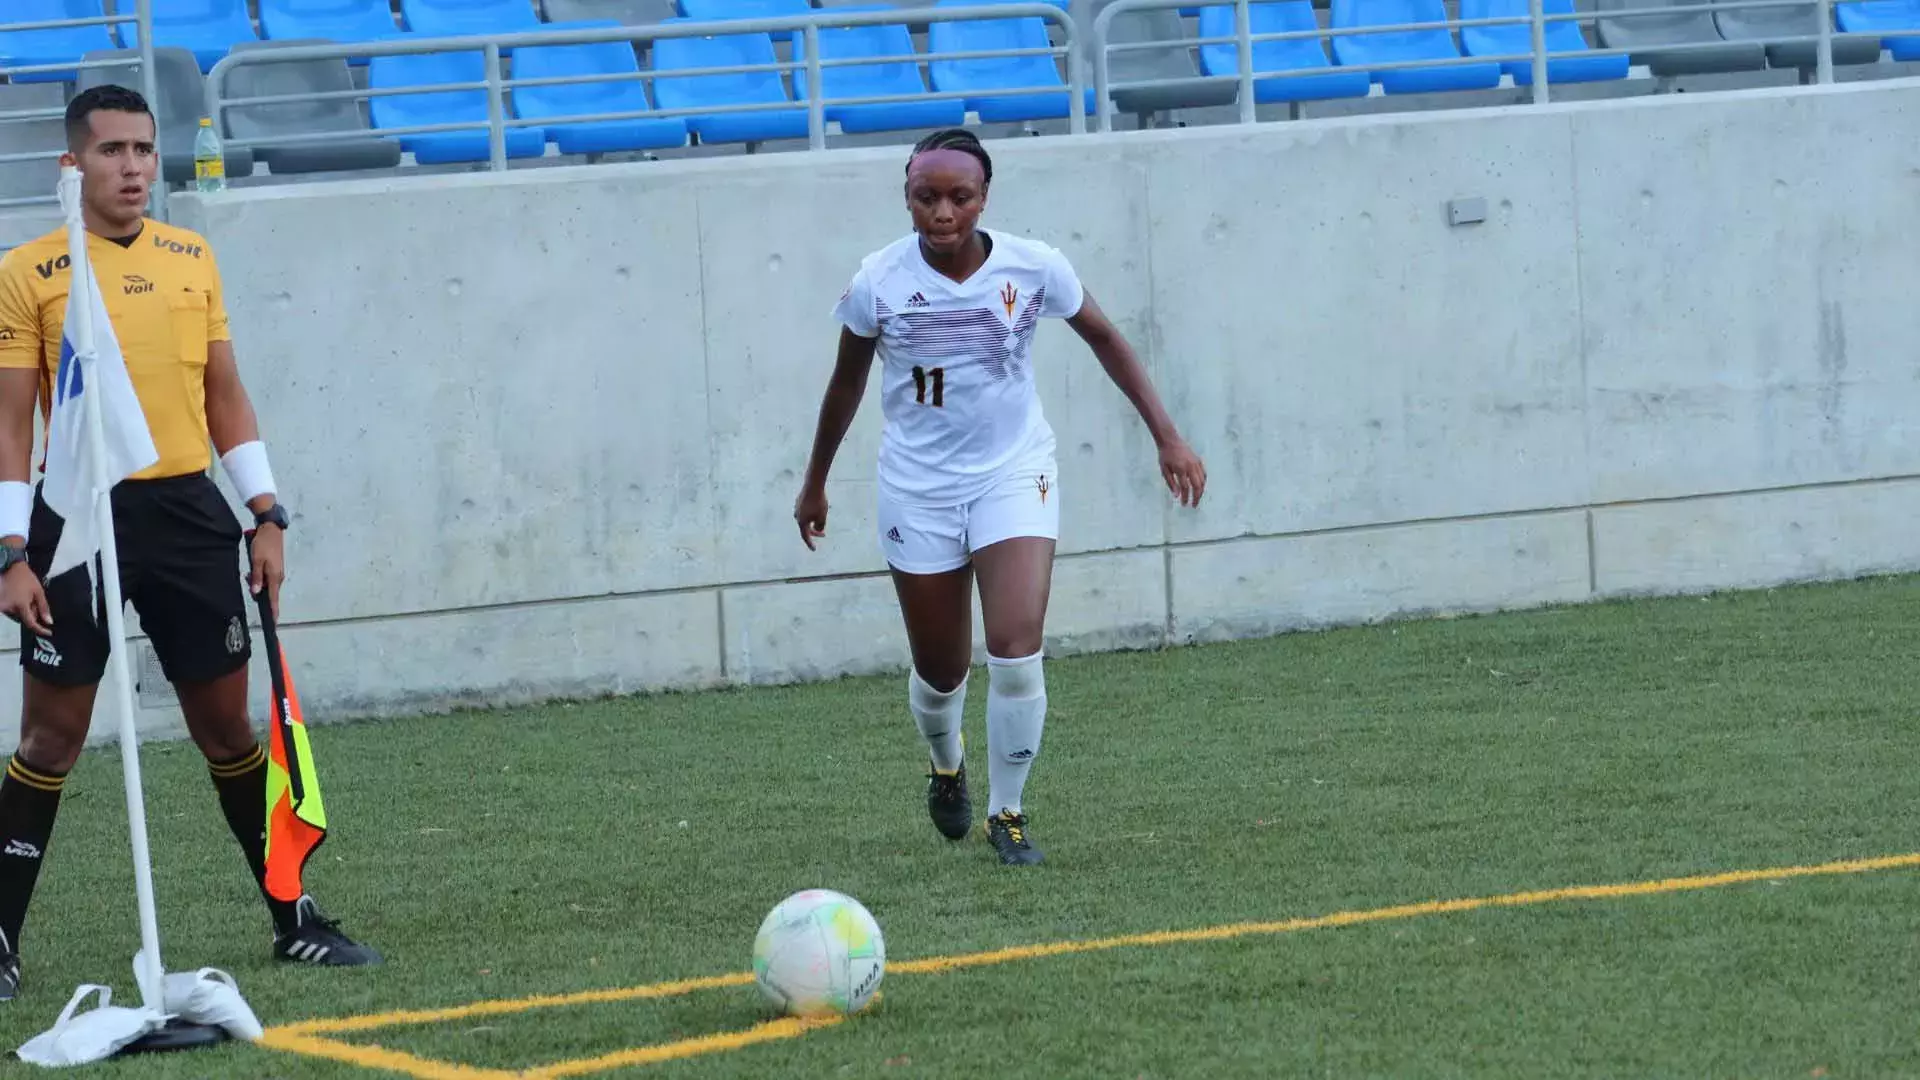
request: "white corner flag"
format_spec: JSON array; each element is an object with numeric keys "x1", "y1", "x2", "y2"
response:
[
  {"x1": 43, "y1": 165, "x2": 157, "y2": 595},
  {"x1": 20, "y1": 168, "x2": 259, "y2": 1067}
]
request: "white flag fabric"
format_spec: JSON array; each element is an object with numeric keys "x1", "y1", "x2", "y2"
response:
[{"x1": 41, "y1": 167, "x2": 157, "y2": 594}]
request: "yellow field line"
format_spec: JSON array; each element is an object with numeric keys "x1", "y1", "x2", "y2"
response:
[
  {"x1": 262, "y1": 850, "x2": 1920, "y2": 1077},
  {"x1": 275, "y1": 974, "x2": 755, "y2": 1037},
  {"x1": 257, "y1": 1030, "x2": 522, "y2": 1080},
  {"x1": 520, "y1": 1016, "x2": 846, "y2": 1079},
  {"x1": 893, "y1": 851, "x2": 1920, "y2": 974}
]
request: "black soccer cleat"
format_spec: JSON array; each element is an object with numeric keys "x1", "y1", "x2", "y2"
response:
[
  {"x1": 927, "y1": 764, "x2": 972, "y2": 841},
  {"x1": 985, "y1": 810, "x2": 1044, "y2": 866},
  {"x1": 0, "y1": 950, "x2": 18, "y2": 1002},
  {"x1": 274, "y1": 897, "x2": 383, "y2": 967}
]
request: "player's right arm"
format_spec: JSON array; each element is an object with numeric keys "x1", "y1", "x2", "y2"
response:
[
  {"x1": 795, "y1": 269, "x2": 883, "y2": 550},
  {"x1": 0, "y1": 262, "x2": 51, "y2": 635},
  {"x1": 794, "y1": 326, "x2": 879, "y2": 551}
]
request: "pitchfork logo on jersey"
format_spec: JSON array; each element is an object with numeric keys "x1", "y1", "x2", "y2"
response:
[{"x1": 999, "y1": 283, "x2": 1018, "y2": 320}]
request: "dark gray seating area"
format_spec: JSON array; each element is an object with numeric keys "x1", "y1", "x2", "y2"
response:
[
  {"x1": 221, "y1": 39, "x2": 402, "y2": 174},
  {"x1": 541, "y1": 0, "x2": 681, "y2": 24},
  {"x1": 1591, "y1": 0, "x2": 1769, "y2": 75},
  {"x1": 0, "y1": 82, "x2": 63, "y2": 208},
  {"x1": 1098, "y1": 0, "x2": 1236, "y2": 125},
  {"x1": 1711, "y1": 2, "x2": 1881, "y2": 70}
]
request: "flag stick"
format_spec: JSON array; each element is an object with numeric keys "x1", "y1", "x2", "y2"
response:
[
  {"x1": 63, "y1": 171, "x2": 166, "y2": 1016},
  {"x1": 255, "y1": 583, "x2": 299, "y2": 802}
]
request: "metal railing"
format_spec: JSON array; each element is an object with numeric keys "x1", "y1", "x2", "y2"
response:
[
  {"x1": 1093, "y1": 0, "x2": 1904, "y2": 132},
  {"x1": 205, "y1": 6, "x2": 1085, "y2": 171},
  {"x1": 0, "y1": 0, "x2": 1905, "y2": 209},
  {"x1": 0, "y1": 0, "x2": 164, "y2": 217}
]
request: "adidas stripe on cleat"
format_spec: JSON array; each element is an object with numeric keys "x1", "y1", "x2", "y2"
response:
[{"x1": 273, "y1": 897, "x2": 383, "y2": 967}]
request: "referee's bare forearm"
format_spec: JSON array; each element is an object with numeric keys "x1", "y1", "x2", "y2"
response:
[
  {"x1": 201, "y1": 340, "x2": 273, "y2": 514},
  {"x1": 0, "y1": 369, "x2": 37, "y2": 544}
]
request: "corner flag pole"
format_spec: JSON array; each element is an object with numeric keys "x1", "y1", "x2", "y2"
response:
[{"x1": 61, "y1": 166, "x2": 166, "y2": 1016}]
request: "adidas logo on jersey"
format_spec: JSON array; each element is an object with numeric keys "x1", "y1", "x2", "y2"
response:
[{"x1": 904, "y1": 292, "x2": 931, "y2": 309}]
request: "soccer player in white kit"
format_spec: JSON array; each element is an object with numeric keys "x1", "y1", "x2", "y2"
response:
[{"x1": 794, "y1": 130, "x2": 1206, "y2": 865}]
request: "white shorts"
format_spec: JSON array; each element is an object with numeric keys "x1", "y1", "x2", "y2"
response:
[{"x1": 877, "y1": 465, "x2": 1060, "y2": 575}]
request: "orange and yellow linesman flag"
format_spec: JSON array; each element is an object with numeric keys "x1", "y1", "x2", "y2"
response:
[{"x1": 255, "y1": 588, "x2": 327, "y2": 904}]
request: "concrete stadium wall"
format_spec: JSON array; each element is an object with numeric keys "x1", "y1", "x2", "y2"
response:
[{"x1": 8, "y1": 75, "x2": 1920, "y2": 749}]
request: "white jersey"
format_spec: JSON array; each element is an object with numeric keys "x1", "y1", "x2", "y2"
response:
[{"x1": 832, "y1": 228, "x2": 1085, "y2": 507}]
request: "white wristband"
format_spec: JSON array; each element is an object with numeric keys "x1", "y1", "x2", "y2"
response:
[
  {"x1": 0, "y1": 480, "x2": 28, "y2": 543},
  {"x1": 219, "y1": 441, "x2": 276, "y2": 504}
]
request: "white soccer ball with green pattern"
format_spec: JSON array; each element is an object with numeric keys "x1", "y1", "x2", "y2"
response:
[{"x1": 752, "y1": 889, "x2": 885, "y2": 1017}]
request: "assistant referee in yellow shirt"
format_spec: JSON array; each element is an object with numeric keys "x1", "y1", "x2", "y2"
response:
[{"x1": 0, "y1": 85, "x2": 379, "y2": 1000}]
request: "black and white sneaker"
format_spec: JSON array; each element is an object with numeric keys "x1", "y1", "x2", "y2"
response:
[
  {"x1": 273, "y1": 897, "x2": 382, "y2": 967},
  {"x1": 927, "y1": 764, "x2": 972, "y2": 841},
  {"x1": 985, "y1": 810, "x2": 1044, "y2": 866},
  {"x1": 0, "y1": 950, "x2": 18, "y2": 1001}
]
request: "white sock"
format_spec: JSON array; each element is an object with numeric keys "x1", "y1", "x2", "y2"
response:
[
  {"x1": 908, "y1": 669, "x2": 967, "y2": 774},
  {"x1": 986, "y1": 650, "x2": 1045, "y2": 816}
]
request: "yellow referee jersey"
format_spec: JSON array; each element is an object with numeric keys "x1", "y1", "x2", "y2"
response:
[{"x1": 0, "y1": 219, "x2": 232, "y2": 480}]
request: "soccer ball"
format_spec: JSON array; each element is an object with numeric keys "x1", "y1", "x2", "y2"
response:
[{"x1": 751, "y1": 889, "x2": 885, "y2": 1018}]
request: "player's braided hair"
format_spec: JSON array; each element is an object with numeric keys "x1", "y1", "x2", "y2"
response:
[{"x1": 907, "y1": 128, "x2": 993, "y2": 185}]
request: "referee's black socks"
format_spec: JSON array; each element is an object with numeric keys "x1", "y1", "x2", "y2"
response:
[
  {"x1": 208, "y1": 744, "x2": 299, "y2": 936},
  {"x1": 0, "y1": 754, "x2": 67, "y2": 957}
]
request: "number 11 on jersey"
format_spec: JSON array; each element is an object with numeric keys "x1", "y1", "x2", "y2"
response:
[{"x1": 912, "y1": 365, "x2": 945, "y2": 407}]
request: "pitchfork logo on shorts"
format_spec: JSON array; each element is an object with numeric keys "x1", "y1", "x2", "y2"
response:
[
  {"x1": 225, "y1": 616, "x2": 245, "y2": 655},
  {"x1": 1035, "y1": 475, "x2": 1049, "y2": 504},
  {"x1": 999, "y1": 283, "x2": 1018, "y2": 320}
]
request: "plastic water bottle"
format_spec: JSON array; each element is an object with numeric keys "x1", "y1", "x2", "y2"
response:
[{"x1": 193, "y1": 118, "x2": 225, "y2": 194}]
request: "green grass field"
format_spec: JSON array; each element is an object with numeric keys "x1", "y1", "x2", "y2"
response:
[{"x1": 2, "y1": 574, "x2": 1917, "y2": 1078}]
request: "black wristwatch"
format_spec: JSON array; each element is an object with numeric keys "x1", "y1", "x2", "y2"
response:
[
  {"x1": 252, "y1": 503, "x2": 291, "y2": 532},
  {"x1": 0, "y1": 544, "x2": 24, "y2": 575}
]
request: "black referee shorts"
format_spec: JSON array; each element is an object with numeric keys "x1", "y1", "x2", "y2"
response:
[{"x1": 20, "y1": 473, "x2": 252, "y2": 688}]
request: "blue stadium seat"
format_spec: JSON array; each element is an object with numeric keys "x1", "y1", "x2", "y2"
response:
[
  {"x1": 259, "y1": 0, "x2": 405, "y2": 48},
  {"x1": 926, "y1": 0, "x2": 1096, "y2": 121},
  {"x1": 0, "y1": 0, "x2": 121, "y2": 84},
  {"x1": 797, "y1": 5, "x2": 966, "y2": 133},
  {"x1": 1460, "y1": 0, "x2": 1629, "y2": 82},
  {"x1": 1331, "y1": 0, "x2": 1503, "y2": 92},
  {"x1": 400, "y1": 0, "x2": 543, "y2": 36},
  {"x1": 368, "y1": 51, "x2": 548, "y2": 163},
  {"x1": 650, "y1": 21, "x2": 811, "y2": 143},
  {"x1": 1195, "y1": 2, "x2": 1373, "y2": 102},
  {"x1": 1836, "y1": 0, "x2": 1917, "y2": 60},
  {"x1": 511, "y1": 23, "x2": 689, "y2": 152},
  {"x1": 678, "y1": 0, "x2": 813, "y2": 43},
  {"x1": 124, "y1": 0, "x2": 261, "y2": 73}
]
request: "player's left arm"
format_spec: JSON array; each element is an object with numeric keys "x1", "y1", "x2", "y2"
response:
[
  {"x1": 199, "y1": 257, "x2": 287, "y2": 614},
  {"x1": 1064, "y1": 290, "x2": 1207, "y2": 508}
]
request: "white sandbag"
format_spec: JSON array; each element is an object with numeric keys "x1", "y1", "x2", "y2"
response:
[
  {"x1": 15, "y1": 985, "x2": 161, "y2": 1067},
  {"x1": 134, "y1": 952, "x2": 264, "y2": 1042}
]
